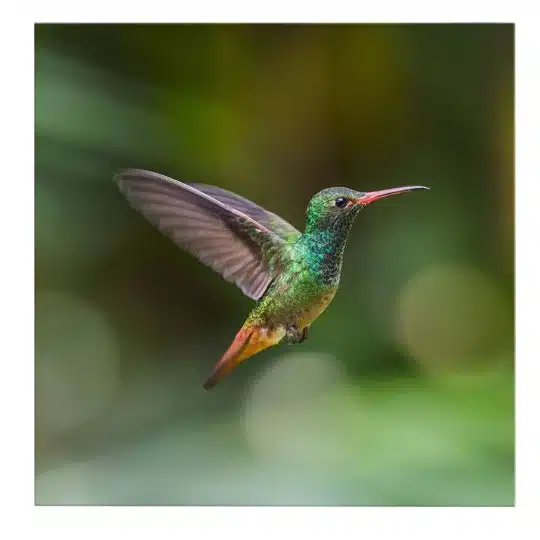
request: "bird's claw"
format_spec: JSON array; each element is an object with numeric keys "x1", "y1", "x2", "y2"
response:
[{"x1": 285, "y1": 325, "x2": 309, "y2": 344}]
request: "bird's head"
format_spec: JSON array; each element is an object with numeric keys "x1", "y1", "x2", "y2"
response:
[{"x1": 305, "y1": 185, "x2": 430, "y2": 233}]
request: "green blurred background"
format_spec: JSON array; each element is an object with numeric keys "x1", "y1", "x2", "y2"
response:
[{"x1": 35, "y1": 23, "x2": 514, "y2": 506}]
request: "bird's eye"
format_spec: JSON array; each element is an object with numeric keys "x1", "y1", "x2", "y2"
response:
[{"x1": 335, "y1": 197, "x2": 348, "y2": 208}]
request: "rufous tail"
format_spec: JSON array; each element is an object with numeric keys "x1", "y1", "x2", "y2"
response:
[{"x1": 203, "y1": 325, "x2": 281, "y2": 390}]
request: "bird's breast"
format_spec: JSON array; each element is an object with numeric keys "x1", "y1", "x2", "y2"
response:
[
  {"x1": 255, "y1": 270, "x2": 337, "y2": 330},
  {"x1": 294, "y1": 288, "x2": 337, "y2": 329}
]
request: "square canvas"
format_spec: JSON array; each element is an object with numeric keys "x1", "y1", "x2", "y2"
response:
[{"x1": 35, "y1": 23, "x2": 514, "y2": 506}]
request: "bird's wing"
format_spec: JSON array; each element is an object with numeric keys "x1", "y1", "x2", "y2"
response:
[
  {"x1": 115, "y1": 169, "x2": 293, "y2": 300},
  {"x1": 190, "y1": 183, "x2": 301, "y2": 242}
]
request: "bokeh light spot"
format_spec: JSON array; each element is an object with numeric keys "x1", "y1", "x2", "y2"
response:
[
  {"x1": 395, "y1": 263, "x2": 512, "y2": 372},
  {"x1": 36, "y1": 292, "x2": 120, "y2": 435},
  {"x1": 244, "y1": 352, "x2": 351, "y2": 466}
]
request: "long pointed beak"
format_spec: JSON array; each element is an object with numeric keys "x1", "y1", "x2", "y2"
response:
[{"x1": 356, "y1": 185, "x2": 430, "y2": 205}]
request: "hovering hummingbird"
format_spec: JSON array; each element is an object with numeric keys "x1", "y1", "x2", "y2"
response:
[{"x1": 115, "y1": 169, "x2": 429, "y2": 390}]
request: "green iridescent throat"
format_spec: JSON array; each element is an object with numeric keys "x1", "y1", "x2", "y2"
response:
[{"x1": 296, "y1": 202, "x2": 362, "y2": 286}]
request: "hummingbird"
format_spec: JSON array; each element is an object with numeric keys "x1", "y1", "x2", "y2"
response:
[{"x1": 115, "y1": 169, "x2": 429, "y2": 390}]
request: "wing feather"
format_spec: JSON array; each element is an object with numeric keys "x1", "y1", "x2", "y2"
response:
[{"x1": 191, "y1": 183, "x2": 301, "y2": 241}]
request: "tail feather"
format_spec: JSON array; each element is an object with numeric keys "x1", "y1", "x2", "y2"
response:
[{"x1": 203, "y1": 325, "x2": 283, "y2": 390}]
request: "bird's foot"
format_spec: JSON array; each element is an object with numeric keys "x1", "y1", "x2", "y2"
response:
[{"x1": 285, "y1": 325, "x2": 309, "y2": 344}]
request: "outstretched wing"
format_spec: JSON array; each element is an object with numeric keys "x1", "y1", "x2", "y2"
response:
[
  {"x1": 115, "y1": 169, "x2": 292, "y2": 300},
  {"x1": 191, "y1": 183, "x2": 301, "y2": 242}
]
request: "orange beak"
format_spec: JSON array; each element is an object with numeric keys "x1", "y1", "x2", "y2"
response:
[{"x1": 356, "y1": 185, "x2": 430, "y2": 205}]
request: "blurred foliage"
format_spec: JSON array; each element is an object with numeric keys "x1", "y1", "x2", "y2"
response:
[{"x1": 35, "y1": 23, "x2": 514, "y2": 506}]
